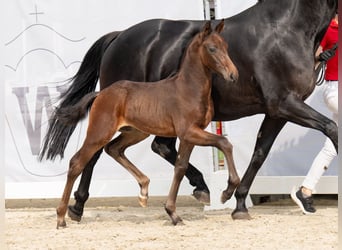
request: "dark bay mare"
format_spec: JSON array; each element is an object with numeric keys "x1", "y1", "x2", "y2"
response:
[
  {"x1": 55, "y1": 21, "x2": 239, "y2": 228},
  {"x1": 40, "y1": 0, "x2": 338, "y2": 221}
]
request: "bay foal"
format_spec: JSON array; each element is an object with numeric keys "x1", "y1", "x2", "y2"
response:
[{"x1": 56, "y1": 20, "x2": 239, "y2": 228}]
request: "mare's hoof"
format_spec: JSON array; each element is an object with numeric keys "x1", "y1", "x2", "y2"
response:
[
  {"x1": 68, "y1": 205, "x2": 82, "y2": 222},
  {"x1": 193, "y1": 190, "x2": 210, "y2": 205},
  {"x1": 138, "y1": 194, "x2": 148, "y2": 207},
  {"x1": 151, "y1": 140, "x2": 171, "y2": 158},
  {"x1": 231, "y1": 210, "x2": 252, "y2": 220}
]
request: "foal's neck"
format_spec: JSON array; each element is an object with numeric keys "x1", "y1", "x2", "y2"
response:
[{"x1": 177, "y1": 43, "x2": 211, "y2": 87}]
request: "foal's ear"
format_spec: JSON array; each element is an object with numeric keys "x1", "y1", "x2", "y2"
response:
[
  {"x1": 215, "y1": 19, "x2": 225, "y2": 34},
  {"x1": 201, "y1": 21, "x2": 212, "y2": 40}
]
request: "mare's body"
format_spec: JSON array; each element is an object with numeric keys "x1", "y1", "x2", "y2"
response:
[{"x1": 41, "y1": 0, "x2": 338, "y2": 220}]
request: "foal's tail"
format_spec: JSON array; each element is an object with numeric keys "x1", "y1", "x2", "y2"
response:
[
  {"x1": 39, "y1": 31, "x2": 120, "y2": 161},
  {"x1": 56, "y1": 92, "x2": 98, "y2": 126}
]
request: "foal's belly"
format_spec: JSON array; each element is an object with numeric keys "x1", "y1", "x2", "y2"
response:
[
  {"x1": 132, "y1": 123, "x2": 177, "y2": 137},
  {"x1": 123, "y1": 107, "x2": 212, "y2": 138}
]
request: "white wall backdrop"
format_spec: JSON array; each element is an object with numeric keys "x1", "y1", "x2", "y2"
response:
[
  {"x1": 4, "y1": 0, "x2": 208, "y2": 198},
  {"x1": 4, "y1": 0, "x2": 337, "y2": 199}
]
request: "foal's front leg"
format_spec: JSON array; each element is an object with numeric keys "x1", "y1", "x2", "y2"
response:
[
  {"x1": 183, "y1": 128, "x2": 240, "y2": 203},
  {"x1": 165, "y1": 141, "x2": 194, "y2": 225},
  {"x1": 151, "y1": 136, "x2": 210, "y2": 204}
]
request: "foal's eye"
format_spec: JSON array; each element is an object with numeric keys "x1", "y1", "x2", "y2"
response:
[{"x1": 208, "y1": 46, "x2": 216, "y2": 53}]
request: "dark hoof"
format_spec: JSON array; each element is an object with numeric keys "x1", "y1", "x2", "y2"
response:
[
  {"x1": 151, "y1": 140, "x2": 171, "y2": 158},
  {"x1": 231, "y1": 210, "x2": 252, "y2": 220},
  {"x1": 192, "y1": 190, "x2": 210, "y2": 205},
  {"x1": 68, "y1": 205, "x2": 82, "y2": 222}
]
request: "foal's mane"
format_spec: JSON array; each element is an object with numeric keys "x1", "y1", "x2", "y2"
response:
[{"x1": 163, "y1": 22, "x2": 212, "y2": 79}]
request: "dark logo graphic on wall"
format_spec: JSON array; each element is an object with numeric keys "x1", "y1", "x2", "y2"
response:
[{"x1": 5, "y1": 4, "x2": 86, "y2": 177}]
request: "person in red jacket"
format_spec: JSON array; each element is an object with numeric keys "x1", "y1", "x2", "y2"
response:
[{"x1": 291, "y1": 12, "x2": 338, "y2": 214}]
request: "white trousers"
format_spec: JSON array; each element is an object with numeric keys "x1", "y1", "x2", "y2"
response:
[{"x1": 302, "y1": 80, "x2": 338, "y2": 191}]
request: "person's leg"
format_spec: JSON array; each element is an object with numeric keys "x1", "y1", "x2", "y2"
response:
[
  {"x1": 302, "y1": 136, "x2": 337, "y2": 192},
  {"x1": 292, "y1": 81, "x2": 338, "y2": 214},
  {"x1": 303, "y1": 81, "x2": 338, "y2": 191}
]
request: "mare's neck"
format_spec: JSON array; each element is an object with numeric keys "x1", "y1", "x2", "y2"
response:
[
  {"x1": 294, "y1": 0, "x2": 336, "y2": 42},
  {"x1": 249, "y1": 0, "x2": 336, "y2": 52},
  {"x1": 272, "y1": 0, "x2": 336, "y2": 49}
]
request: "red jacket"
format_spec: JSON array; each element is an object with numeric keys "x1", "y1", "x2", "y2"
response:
[{"x1": 321, "y1": 19, "x2": 338, "y2": 80}]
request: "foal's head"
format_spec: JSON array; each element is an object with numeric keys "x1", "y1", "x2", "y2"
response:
[{"x1": 197, "y1": 20, "x2": 238, "y2": 82}]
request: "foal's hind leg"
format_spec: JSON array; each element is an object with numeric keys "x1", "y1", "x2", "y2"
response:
[
  {"x1": 104, "y1": 127, "x2": 150, "y2": 207},
  {"x1": 68, "y1": 148, "x2": 103, "y2": 222},
  {"x1": 57, "y1": 145, "x2": 102, "y2": 229},
  {"x1": 57, "y1": 106, "x2": 118, "y2": 228}
]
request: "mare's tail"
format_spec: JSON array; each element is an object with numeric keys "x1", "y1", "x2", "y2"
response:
[
  {"x1": 56, "y1": 92, "x2": 98, "y2": 126},
  {"x1": 39, "y1": 31, "x2": 120, "y2": 161}
]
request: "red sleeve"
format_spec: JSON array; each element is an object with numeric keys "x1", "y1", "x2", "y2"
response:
[{"x1": 320, "y1": 30, "x2": 328, "y2": 49}]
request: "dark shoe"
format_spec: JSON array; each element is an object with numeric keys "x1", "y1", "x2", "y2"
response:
[{"x1": 291, "y1": 187, "x2": 316, "y2": 214}]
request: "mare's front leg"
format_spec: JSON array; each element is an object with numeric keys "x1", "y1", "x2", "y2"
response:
[
  {"x1": 152, "y1": 136, "x2": 210, "y2": 204},
  {"x1": 165, "y1": 141, "x2": 194, "y2": 225},
  {"x1": 232, "y1": 117, "x2": 286, "y2": 220},
  {"x1": 104, "y1": 128, "x2": 150, "y2": 207},
  {"x1": 234, "y1": 89, "x2": 338, "y2": 220},
  {"x1": 57, "y1": 146, "x2": 100, "y2": 229},
  {"x1": 277, "y1": 94, "x2": 338, "y2": 151},
  {"x1": 68, "y1": 148, "x2": 103, "y2": 222}
]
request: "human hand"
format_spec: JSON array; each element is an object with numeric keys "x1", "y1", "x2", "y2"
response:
[{"x1": 318, "y1": 45, "x2": 337, "y2": 62}]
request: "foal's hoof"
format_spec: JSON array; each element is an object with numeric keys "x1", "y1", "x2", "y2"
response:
[
  {"x1": 171, "y1": 216, "x2": 183, "y2": 226},
  {"x1": 221, "y1": 190, "x2": 234, "y2": 204},
  {"x1": 231, "y1": 210, "x2": 252, "y2": 220},
  {"x1": 193, "y1": 190, "x2": 210, "y2": 205},
  {"x1": 56, "y1": 219, "x2": 67, "y2": 229},
  {"x1": 138, "y1": 194, "x2": 148, "y2": 208},
  {"x1": 68, "y1": 205, "x2": 82, "y2": 222},
  {"x1": 164, "y1": 206, "x2": 183, "y2": 225}
]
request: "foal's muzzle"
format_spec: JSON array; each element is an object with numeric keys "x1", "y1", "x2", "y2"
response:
[{"x1": 222, "y1": 69, "x2": 238, "y2": 83}]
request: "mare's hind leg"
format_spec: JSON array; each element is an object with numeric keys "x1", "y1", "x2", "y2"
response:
[
  {"x1": 104, "y1": 127, "x2": 150, "y2": 207},
  {"x1": 152, "y1": 136, "x2": 210, "y2": 204},
  {"x1": 165, "y1": 141, "x2": 194, "y2": 225},
  {"x1": 182, "y1": 127, "x2": 240, "y2": 202}
]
